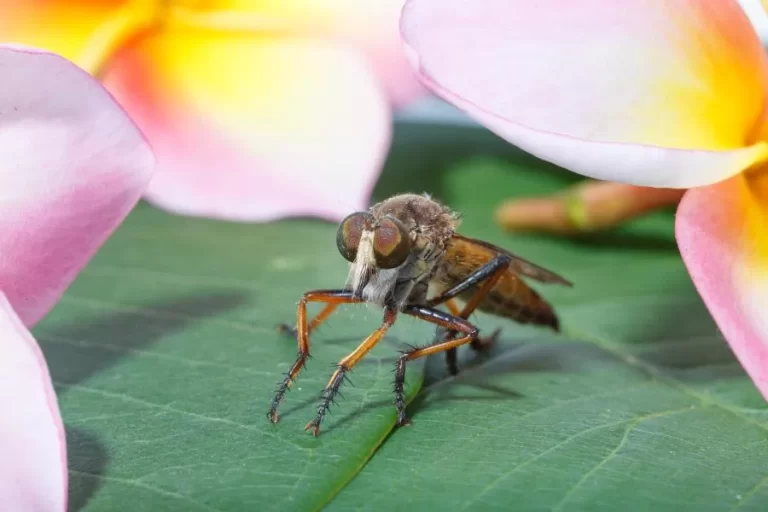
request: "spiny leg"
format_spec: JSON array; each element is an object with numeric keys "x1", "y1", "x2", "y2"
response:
[
  {"x1": 394, "y1": 305, "x2": 479, "y2": 425},
  {"x1": 305, "y1": 307, "x2": 397, "y2": 436},
  {"x1": 268, "y1": 289, "x2": 361, "y2": 424},
  {"x1": 427, "y1": 255, "x2": 511, "y2": 374}
]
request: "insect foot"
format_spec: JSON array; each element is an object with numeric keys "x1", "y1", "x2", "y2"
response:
[
  {"x1": 305, "y1": 364, "x2": 349, "y2": 436},
  {"x1": 472, "y1": 327, "x2": 502, "y2": 352},
  {"x1": 276, "y1": 323, "x2": 298, "y2": 338},
  {"x1": 393, "y1": 355, "x2": 412, "y2": 427}
]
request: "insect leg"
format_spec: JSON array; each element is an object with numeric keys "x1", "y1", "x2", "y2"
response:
[
  {"x1": 426, "y1": 254, "x2": 512, "y2": 308},
  {"x1": 427, "y1": 255, "x2": 511, "y2": 374},
  {"x1": 444, "y1": 299, "x2": 461, "y2": 316},
  {"x1": 277, "y1": 302, "x2": 340, "y2": 337},
  {"x1": 394, "y1": 305, "x2": 479, "y2": 425},
  {"x1": 441, "y1": 299, "x2": 465, "y2": 372},
  {"x1": 304, "y1": 307, "x2": 398, "y2": 436},
  {"x1": 268, "y1": 289, "x2": 362, "y2": 424}
]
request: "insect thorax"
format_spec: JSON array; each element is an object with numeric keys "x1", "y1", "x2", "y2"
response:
[{"x1": 351, "y1": 193, "x2": 460, "y2": 310}]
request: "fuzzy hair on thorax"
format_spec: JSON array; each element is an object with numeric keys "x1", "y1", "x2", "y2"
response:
[{"x1": 345, "y1": 193, "x2": 461, "y2": 309}]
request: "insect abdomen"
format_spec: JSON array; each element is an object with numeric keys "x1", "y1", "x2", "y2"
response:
[
  {"x1": 463, "y1": 273, "x2": 560, "y2": 331},
  {"x1": 439, "y1": 234, "x2": 561, "y2": 330}
]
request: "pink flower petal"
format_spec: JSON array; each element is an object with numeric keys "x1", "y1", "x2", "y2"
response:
[
  {"x1": 0, "y1": 45, "x2": 155, "y2": 326},
  {"x1": 102, "y1": 33, "x2": 389, "y2": 222},
  {"x1": 189, "y1": 0, "x2": 426, "y2": 106},
  {"x1": 400, "y1": 0, "x2": 768, "y2": 188},
  {"x1": 0, "y1": 292, "x2": 67, "y2": 511},
  {"x1": 315, "y1": 0, "x2": 427, "y2": 106},
  {"x1": 676, "y1": 172, "x2": 768, "y2": 399}
]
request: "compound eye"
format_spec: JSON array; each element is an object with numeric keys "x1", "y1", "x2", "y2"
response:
[
  {"x1": 336, "y1": 212, "x2": 370, "y2": 262},
  {"x1": 373, "y1": 215, "x2": 411, "y2": 269}
]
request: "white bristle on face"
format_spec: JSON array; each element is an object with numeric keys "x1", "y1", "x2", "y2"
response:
[
  {"x1": 347, "y1": 230, "x2": 375, "y2": 297},
  {"x1": 345, "y1": 229, "x2": 404, "y2": 308}
]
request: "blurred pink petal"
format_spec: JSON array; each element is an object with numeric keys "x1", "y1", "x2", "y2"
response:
[
  {"x1": 0, "y1": 45, "x2": 155, "y2": 326},
  {"x1": 314, "y1": 0, "x2": 427, "y2": 106},
  {"x1": 102, "y1": 33, "x2": 389, "y2": 222},
  {"x1": 400, "y1": 0, "x2": 768, "y2": 188},
  {"x1": 188, "y1": 0, "x2": 425, "y2": 106},
  {"x1": 0, "y1": 292, "x2": 67, "y2": 510},
  {"x1": 677, "y1": 172, "x2": 768, "y2": 399}
]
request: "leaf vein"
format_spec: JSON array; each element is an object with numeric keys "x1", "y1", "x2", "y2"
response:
[
  {"x1": 459, "y1": 406, "x2": 694, "y2": 510},
  {"x1": 58, "y1": 382, "x2": 312, "y2": 451},
  {"x1": 59, "y1": 295, "x2": 269, "y2": 335},
  {"x1": 551, "y1": 407, "x2": 693, "y2": 510},
  {"x1": 565, "y1": 328, "x2": 768, "y2": 434},
  {"x1": 729, "y1": 471, "x2": 768, "y2": 511},
  {"x1": 41, "y1": 334, "x2": 274, "y2": 377},
  {"x1": 69, "y1": 469, "x2": 222, "y2": 512}
]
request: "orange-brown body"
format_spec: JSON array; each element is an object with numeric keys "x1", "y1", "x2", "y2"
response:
[
  {"x1": 435, "y1": 234, "x2": 565, "y2": 330},
  {"x1": 270, "y1": 193, "x2": 571, "y2": 436}
]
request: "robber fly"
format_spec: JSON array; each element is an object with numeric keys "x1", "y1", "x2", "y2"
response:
[{"x1": 268, "y1": 193, "x2": 572, "y2": 436}]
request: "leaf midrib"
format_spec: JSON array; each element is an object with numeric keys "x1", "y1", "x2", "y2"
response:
[{"x1": 314, "y1": 316, "x2": 768, "y2": 510}]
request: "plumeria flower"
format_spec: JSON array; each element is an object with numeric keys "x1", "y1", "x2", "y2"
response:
[
  {"x1": 0, "y1": 46, "x2": 155, "y2": 509},
  {"x1": 400, "y1": 0, "x2": 768, "y2": 399},
  {"x1": 0, "y1": 0, "x2": 424, "y2": 222},
  {"x1": 492, "y1": 0, "x2": 768, "y2": 235}
]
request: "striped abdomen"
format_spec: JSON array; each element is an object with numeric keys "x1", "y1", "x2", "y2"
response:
[{"x1": 435, "y1": 235, "x2": 561, "y2": 331}]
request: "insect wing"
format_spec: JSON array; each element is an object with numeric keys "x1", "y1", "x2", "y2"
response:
[{"x1": 449, "y1": 234, "x2": 572, "y2": 286}]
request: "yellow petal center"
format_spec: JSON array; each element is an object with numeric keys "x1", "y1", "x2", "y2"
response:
[
  {"x1": 77, "y1": 0, "x2": 311, "y2": 77},
  {"x1": 78, "y1": 0, "x2": 161, "y2": 76},
  {"x1": 744, "y1": 168, "x2": 768, "y2": 261}
]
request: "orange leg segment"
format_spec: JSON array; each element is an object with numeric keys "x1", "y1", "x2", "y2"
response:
[
  {"x1": 427, "y1": 255, "x2": 511, "y2": 374},
  {"x1": 304, "y1": 308, "x2": 397, "y2": 436},
  {"x1": 445, "y1": 298, "x2": 461, "y2": 316},
  {"x1": 271, "y1": 299, "x2": 482, "y2": 435},
  {"x1": 277, "y1": 302, "x2": 341, "y2": 339},
  {"x1": 268, "y1": 289, "x2": 362, "y2": 424},
  {"x1": 393, "y1": 305, "x2": 479, "y2": 426}
]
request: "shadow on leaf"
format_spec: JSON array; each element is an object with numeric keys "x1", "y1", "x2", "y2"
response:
[
  {"x1": 324, "y1": 338, "x2": 605, "y2": 434},
  {"x1": 592, "y1": 292, "x2": 744, "y2": 383},
  {"x1": 39, "y1": 292, "x2": 248, "y2": 388},
  {"x1": 39, "y1": 292, "x2": 248, "y2": 510},
  {"x1": 423, "y1": 335, "x2": 603, "y2": 386},
  {"x1": 66, "y1": 427, "x2": 108, "y2": 512}
]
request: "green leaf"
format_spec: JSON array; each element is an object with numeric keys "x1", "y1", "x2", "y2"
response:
[
  {"x1": 327, "y1": 127, "x2": 768, "y2": 511},
  {"x1": 35, "y1": 150, "x2": 433, "y2": 509},
  {"x1": 36, "y1": 123, "x2": 767, "y2": 511}
]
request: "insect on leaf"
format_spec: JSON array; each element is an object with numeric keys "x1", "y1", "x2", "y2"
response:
[{"x1": 35, "y1": 124, "x2": 768, "y2": 511}]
